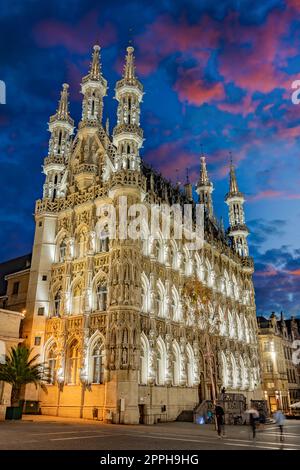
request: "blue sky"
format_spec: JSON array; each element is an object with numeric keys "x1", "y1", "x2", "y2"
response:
[{"x1": 0, "y1": 0, "x2": 299, "y2": 316}]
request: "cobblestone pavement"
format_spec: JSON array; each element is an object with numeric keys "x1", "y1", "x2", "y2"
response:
[{"x1": 0, "y1": 415, "x2": 299, "y2": 450}]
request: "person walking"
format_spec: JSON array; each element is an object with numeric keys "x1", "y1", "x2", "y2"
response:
[
  {"x1": 215, "y1": 404, "x2": 225, "y2": 438},
  {"x1": 246, "y1": 406, "x2": 259, "y2": 440},
  {"x1": 273, "y1": 409, "x2": 285, "y2": 442}
]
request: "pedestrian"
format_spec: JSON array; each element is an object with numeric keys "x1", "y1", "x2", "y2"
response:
[
  {"x1": 215, "y1": 404, "x2": 225, "y2": 438},
  {"x1": 246, "y1": 406, "x2": 259, "y2": 440},
  {"x1": 273, "y1": 409, "x2": 285, "y2": 442},
  {"x1": 259, "y1": 409, "x2": 266, "y2": 431}
]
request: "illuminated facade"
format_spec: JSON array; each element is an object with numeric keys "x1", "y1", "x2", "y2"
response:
[
  {"x1": 23, "y1": 45, "x2": 262, "y2": 423},
  {"x1": 258, "y1": 313, "x2": 300, "y2": 413}
]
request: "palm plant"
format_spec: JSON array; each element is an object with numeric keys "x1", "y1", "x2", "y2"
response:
[{"x1": 0, "y1": 344, "x2": 48, "y2": 407}]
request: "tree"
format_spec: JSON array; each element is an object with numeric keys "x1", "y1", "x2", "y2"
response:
[
  {"x1": 182, "y1": 278, "x2": 219, "y2": 405},
  {"x1": 0, "y1": 345, "x2": 48, "y2": 407}
]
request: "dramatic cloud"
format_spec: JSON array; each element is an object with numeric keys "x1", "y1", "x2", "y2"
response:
[{"x1": 0, "y1": 0, "x2": 299, "y2": 315}]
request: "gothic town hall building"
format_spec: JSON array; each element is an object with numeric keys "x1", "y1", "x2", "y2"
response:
[{"x1": 23, "y1": 45, "x2": 262, "y2": 424}]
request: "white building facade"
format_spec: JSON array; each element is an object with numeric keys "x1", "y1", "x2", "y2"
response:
[{"x1": 23, "y1": 46, "x2": 262, "y2": 424}]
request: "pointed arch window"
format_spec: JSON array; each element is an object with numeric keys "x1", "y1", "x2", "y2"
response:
[
  {"x1": 53, "y1": 289, "x2": 62, "y2": 317},
  {"x1": 91, "y1": 340, "x2": 105, "y2": 384},
  {"x1": 171, "y1": 287, "x2": 181, "y2": 322},
  {"x1": 98, "y1": 227, "x2": 109, "y2": 253},
  {"x1": 172, "y1": 342, "x2": 181, "y2": 386},
  {"x1": 139, "y1": 336, "x2": 149, "y2": 385},
  {"x1": 66, "y1": 341, "x2": 80, "y2": 385},
  {"x1": 96, "y1": 283, "x2": 107, "y2": 311},
  {"x1": 186, "y1": 345, "x2": 195, "y2": 387},
  {"x1": 156, "y1": 339, "x2": 166, "y2": 385},
  {"x1": 221, "y1": 352, "x2": 229, "y2": 388},
  {"x1": 46, "y1": 344, "x2": 57, "y2": 384},
  {"x1": 76, "y1": 231, "x2": 87, "y2": 258},
  {"x1": 72, "y1": 284, "x2": 83, "y2": 315},
  {"x1": 156, "y1": 283, "x2": 165, "y2": 318},
  {"x1": 59, "y1": 239, "x2": 67, "y2": 262}
]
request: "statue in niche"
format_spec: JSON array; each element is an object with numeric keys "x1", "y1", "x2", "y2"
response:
[{"x1": 122, "y1": 348, "x2": 128, "y2": 365}]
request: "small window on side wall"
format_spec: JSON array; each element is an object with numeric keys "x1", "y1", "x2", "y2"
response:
[
  {"x1": 34, "y1": 337, "x2": 41, "y2": 346},
  {"x1": 37, "y1": 307, "x2": 45, "y2": 316}
]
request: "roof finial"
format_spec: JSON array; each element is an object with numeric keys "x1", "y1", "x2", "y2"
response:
[
  {"x1": 228, "y1": 153, "x2": 239, "y2": 194},
  {"x1": 186, "y1": 168, "x2": 190, "y2": 184},
  {"x1": 124, "y1": 45, "x2": 136, "y2": 81},
  {"x1": 89, "y1": 44, "x2": 102, "y2": 80},
  {"x1": 56, "y1": 83, "x2": 70, "y2": 120}
]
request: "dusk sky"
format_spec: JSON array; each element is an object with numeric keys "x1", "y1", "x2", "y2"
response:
[{"x1": 0, "y1": 0, "x2": 299, "y2": 316}]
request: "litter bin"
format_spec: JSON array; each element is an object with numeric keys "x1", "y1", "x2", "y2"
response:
[
  {"x1": 23, "y1": 400, "x2": 40, "y2": 415},
  {"x1": 5, "y1": 406, "x2": 23, "y2": 420}
]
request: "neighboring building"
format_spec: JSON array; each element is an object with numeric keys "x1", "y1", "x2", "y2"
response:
[
  {"x1": 0, "y1": 254, "x2": 31, "y2": 312},
  {"x1": 0, "y1": 308, "x2": 24, "y2": 420},
  {"x1": 257, "y1": 313, "x2": 300, "y2": 413},
  {"x1": 17, "y1": 45, "x2": 261, "y2": 423}
]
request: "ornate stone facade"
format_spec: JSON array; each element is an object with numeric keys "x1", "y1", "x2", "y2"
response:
[{"x1": 22, "y1": 45, "x2": 262, "y2": 424}]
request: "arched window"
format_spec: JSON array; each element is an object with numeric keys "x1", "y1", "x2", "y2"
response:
[
  {"x1": 244, "y1": 317, "x2": 250, "y2": 343},
  {"x1": 172, "y1": 342, "x2": 181, "y2": 386},
  {"x1": 76, "y1": 231, "x2": 87, "y2": 258},
  {"x1": 141, "y1": 274, "x2": 150, "y2": 314},
  {"x1": 186, "y1": 344, "x2": 195, "y2": 387},
  {"x1": 153, "y1": 239, "x2": 164, "y2": 263},
  {"x1": 171, "y1": 287, "x2": 181, "y2": 322},
  {"x1": 195, "y1": 254, "x2": 204, "y2": 281},
  {"x1": 221, "y1": 352, "x2": 229, "y2": 388},
  {"x1": 53, "y1": 289, "x2": 61, "y2": 317},
  {"x1": 72, "y1": 283, "x2": 83, "y2": 315},
  {"x1": 156, "y1": 338, "x2": 166, "y2": 385},
  {"x1": 236, "y1": 314, "x2": 243, "y2": 341},
  {"x1": 91, "y1": 339, "x2": 105, "y2": 384},
  {"x1": 96, "y1": 283, "x2": 107, "y2": 311},
  {"x1": 219, "y1": 307, "x2": 226, "y2": 336},
  {"x1": 139, "y1": 335, "x2": 149, "y2": 385},
  {"x1": 170, "y1": 241, "x2": 179, "y2": 270},
  {"x1": 98, "y1": 227, "x2": 109, "y2": 253},
  {"x1": 59, "y1": 239, "x2": 67, "y2": 262},
  {"x1": 228, "y1": 311, "x2": 235, "y2": 338},
  {"x1": 240, "y1": 355, "x2": 248, "y2": 389},
  {"x1": 231, "y1": 353, "x2": 238, "y2": 389},
  {"x1": 46, "y1": 344, "x2": 57, "y2": 384},
  {"x1": 224, "y1": 271, "x2": 230, "y2": 296},
  {"x1": 156, "y1": 281, "x2": 165, "y2": 318},
  {"x1": 66, "y1": 341, "x2": 80, "y2": 385}
]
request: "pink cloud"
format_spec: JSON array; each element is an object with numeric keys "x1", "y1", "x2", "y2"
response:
[
  {"x1": 33, "y1": 10, "x2": 117, "y2": 53},
  {"x1": 256, "y1": 265, "x2": 278, "y2": 277},
  {"x1": 248, "y1": 190, "x2": 284, "y2": 201},
  {"x1": 248, "y1": 189, "x2": 300, "y2": 202},
  {"x1": 174, "y1": 68, "x2": 224, "y2": 105},
  {"x1": 135, "y1": 14, "x2": 220, "y2": 76},
  {"x1": 287, "y1": 269, "x2": 300, "y2": 276}
]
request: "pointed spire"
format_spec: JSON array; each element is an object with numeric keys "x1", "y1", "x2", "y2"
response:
[
  {"x1": 57, "y1": 83, "x2": 70, "y2": 120},
  {"x1": 89, "y1": 45, "x2": 102, "y2": 80},
  {"x1": 199, "y1": 156, "x2": 211, "y2": 186},
  {"x1": 50, "y1": 83, "x2": 73, "y2": 126},
  {"x1": 124, "y1": 46, "x2": 136, "y2": 82},
  {"x1": 229, "y1": 164, "x2": 239, "y2": 194},
  {"x1": 196, "y1": 151, "x2": 214, "y2": 217}
]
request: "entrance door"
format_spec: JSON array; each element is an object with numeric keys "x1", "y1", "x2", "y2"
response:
[
  {"x1": 269, "y1": 396, "x2": 277, "y2": 413},
  {"x1": 139, "y1": 404, "x2": 145, "y2": 424}
]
